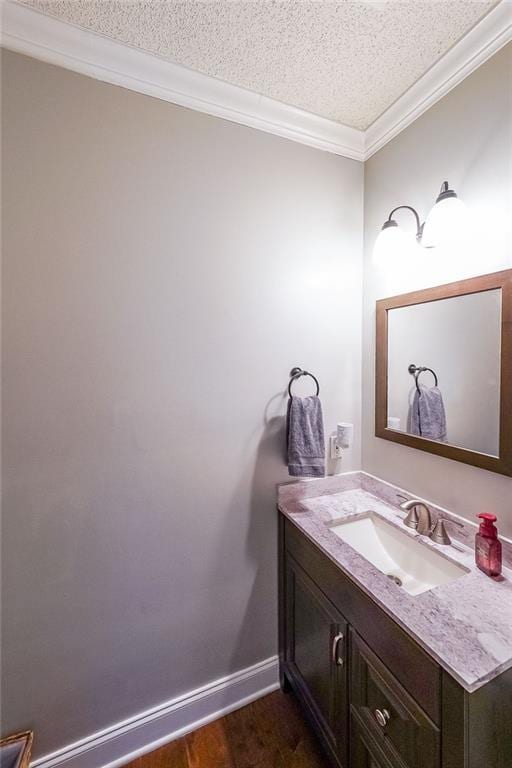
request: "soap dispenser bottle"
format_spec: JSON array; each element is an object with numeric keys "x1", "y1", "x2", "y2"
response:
[{"x1": 475, "y1": 513, "x2": 502, "y2": 577}]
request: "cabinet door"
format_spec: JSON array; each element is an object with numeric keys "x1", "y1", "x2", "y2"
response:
[{"x1": 285, "y1": 554, "x2": 348, "y2": 766}]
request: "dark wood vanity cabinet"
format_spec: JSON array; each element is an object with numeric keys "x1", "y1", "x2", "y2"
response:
[
  {"x1": 279, "y1": 514, "x2": 512, "y2": 768},
  {"x1": 285, "y1": 553, "x2": 348, "y2": 766}
]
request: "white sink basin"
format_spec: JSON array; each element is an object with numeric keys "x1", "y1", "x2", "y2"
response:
[{"x1": 329, "y1": 513, "x2": 468, "y2": 595}]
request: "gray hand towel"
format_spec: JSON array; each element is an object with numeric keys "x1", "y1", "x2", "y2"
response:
[
  {"x1": 286, "y1": 395, "x2": 325, "y2": 477},
  {"x1": 410, "y1": 386, "x2": 447, "y2": 442}
]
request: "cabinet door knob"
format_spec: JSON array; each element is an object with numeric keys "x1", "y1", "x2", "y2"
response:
[
  {"x1": 374, "y1": 708, "x2": 391, "y2": 728},
  {"x1": 331, "y1": 632, "x2": 344, "y2": 666}
]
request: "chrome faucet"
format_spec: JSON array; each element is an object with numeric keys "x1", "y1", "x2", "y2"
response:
[
  {"x1": 399, "y1": 498, "x2": 432, "y2": 535},
  {"x1": 399, "y1": 497, "x2": 464, "y2": 545}
]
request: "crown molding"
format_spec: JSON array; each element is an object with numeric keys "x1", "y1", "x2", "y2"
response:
[
  {"x1": 364, "y1": 0, "x2": 512, "y2": 159},
  {"x1": 1, "y1": 0, "x2": 511, "y2": 163},
  {"x1": 0, "y1": 0, "x2": 365, "y2": 161}
]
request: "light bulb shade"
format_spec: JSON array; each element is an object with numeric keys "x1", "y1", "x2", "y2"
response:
[
  {"x1": 373, "y1": 220, "x2": 410, "y2": 264},
  {"x1": 422, "y1": 192, "x2": 469, "y2": 248}
]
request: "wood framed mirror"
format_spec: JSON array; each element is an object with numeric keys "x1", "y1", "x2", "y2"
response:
[{"x1": 376, "y1": 269, "x2": 512, "y2": 476}]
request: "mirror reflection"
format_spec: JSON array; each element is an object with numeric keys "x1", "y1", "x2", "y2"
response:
[{"x1": 387, "y1": 290, "x2": 502, "y2": 456}]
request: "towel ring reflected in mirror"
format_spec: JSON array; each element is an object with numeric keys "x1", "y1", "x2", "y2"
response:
[
  {"x1": 408, "y1": 363, "x2": 439, "y2": 394},
  {"x1": 288, "y1": 367, "x2": 320, "y2": 398}
]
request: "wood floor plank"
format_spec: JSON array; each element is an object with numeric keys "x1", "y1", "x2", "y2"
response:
[
  {"x1": 184, "y1": 719, "x2": 236, "y2": 768},
  {"x1": 127, "y1": 739, "x2": 188, "y2": 768},
  {"x1": 223, "y1": 701, "x2": 286, "y2": 768},
  {"x1": 248, "y1": 692, "x2": 329, "y2": 767},
  {"x1": 239, "y1": 694, "x2": 299, "y2": 761},
  {"x1": 123, "y1": 691, "x2": 329, "y2": 768}
]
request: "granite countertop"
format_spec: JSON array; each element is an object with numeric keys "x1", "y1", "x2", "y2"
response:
[{"x1": 277, "y1": 471, "x2": 512, "y2": 693}]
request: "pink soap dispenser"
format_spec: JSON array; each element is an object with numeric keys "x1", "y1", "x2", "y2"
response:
[{"x1": 475, "y1": 513, "x2": 502, "y2": 577}]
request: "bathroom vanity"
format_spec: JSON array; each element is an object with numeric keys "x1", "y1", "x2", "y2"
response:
[{"x1": 277, "y1": 474, "x2": 512, "y2": 768}]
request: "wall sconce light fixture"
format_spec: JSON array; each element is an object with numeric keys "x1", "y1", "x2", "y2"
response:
[{"x1": 373, "y1": 181, "x2": 467, "y2": 262}]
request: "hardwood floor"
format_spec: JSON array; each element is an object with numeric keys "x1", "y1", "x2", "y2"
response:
[{"x1": 125, "y1": 691, "x2": 330, "y2": 768}]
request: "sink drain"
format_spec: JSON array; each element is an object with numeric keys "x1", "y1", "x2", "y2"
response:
[{"x1": 386, "y1": 573, "x2": 403, "y2": 587}]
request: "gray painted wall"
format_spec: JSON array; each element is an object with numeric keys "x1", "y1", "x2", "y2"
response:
[
  {"x1": 1, "y1": 51, "x2": 363, "y2": 755},
  {"x1": 4, "y1": 38, "x2": 511, "y2": 761},
  {"x1": 363, "y1": 43, "x2": 512, "y2": 536}
]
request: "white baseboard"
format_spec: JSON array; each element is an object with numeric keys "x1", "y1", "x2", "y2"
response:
[{"x1": 31, "y1": 656, "x2": 280, "y2": 768}]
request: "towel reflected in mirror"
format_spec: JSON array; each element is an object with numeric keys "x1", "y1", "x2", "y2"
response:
[{"x1": 408, "y1": 385, "x2": 448, "y2": 442}]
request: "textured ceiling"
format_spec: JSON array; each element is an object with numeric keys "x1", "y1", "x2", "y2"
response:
[{"x1": 19, "y1": 0, "x2": 498, "y2": 129}]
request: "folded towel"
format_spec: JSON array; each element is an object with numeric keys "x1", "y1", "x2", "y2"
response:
[
  {"x1": 410, "y1": 385, "x2": 447, "y2": 442},
  {"x1": 286, "y1": 395, "x2": 325, "y2": 477}
]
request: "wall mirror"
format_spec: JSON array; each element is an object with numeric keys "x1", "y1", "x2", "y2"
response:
[{"x1": 376, "y1": 269, "x2": 512, "y2": 476}]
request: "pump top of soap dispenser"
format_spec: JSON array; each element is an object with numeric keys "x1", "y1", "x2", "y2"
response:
[{"x1": 478, "y1": 513, "x2": 498, "y2": 538}]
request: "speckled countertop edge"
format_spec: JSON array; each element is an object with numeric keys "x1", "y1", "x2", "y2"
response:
[{"x1": 278, "y1": 472, "x2": 512, "y2": 693}]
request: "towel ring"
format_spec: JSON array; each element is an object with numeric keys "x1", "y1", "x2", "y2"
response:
[
  {"x1": 408, "y1": 363, "x2": 438, "y2": 394},
  {"x1": 288, "y1": 367, "x2": 320, "y2": 398}
]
